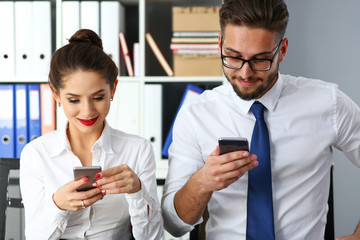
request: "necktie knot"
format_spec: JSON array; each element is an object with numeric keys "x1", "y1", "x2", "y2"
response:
[{"x1": 250, "y1": 102, "x2": 265, "y2": 119}]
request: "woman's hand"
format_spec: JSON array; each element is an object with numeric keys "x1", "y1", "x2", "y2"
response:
[
  {"x1": 93, "y1": 164, "x2": 141, "y2": 195},
  {"x1": 52, "y1": 177, "x2": 103, "y2": 211}
]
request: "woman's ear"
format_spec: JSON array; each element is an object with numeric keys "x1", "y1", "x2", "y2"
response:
[
  {"x1": 49, "y1": 84, "x2": 61, "y2": 106},
  {"x1": 111, "y1": 79, "x2": 118, "y2": 100}
]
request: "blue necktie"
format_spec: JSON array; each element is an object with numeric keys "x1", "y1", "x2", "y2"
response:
[{"x1": 246, "y1": 102, "x2": 275, "y2": 240}]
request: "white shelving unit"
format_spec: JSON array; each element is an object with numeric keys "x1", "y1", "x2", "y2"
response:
[
  {"x1": 0, "y1": 0, "x2": 224, "y2": 183},
  {"x1": 1, "y1": 0, "x2": 223, "y2": 239}
]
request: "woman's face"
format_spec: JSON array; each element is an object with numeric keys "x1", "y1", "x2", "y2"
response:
[{"x1": 53, "y1": 70, "x2": 117, "y2": 137}]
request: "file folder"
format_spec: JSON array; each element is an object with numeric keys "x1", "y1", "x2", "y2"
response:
[
  {"x1": 101, "y1": 1, "x2": 120, "y2": 69},
  {"x1": 32, "y1": 1, "x2": 51, "y2": 78},
  {"x1": 144, "y1": 84, "x2": 163, "y2": 161},
  {"x1": 162, "y1": 84, "x2": 204, "y2": 157},
  {"x1": 0, "y1": 1, "x2": 15, "y2": 77},
  {"x1": 14, "y1": 1, "x2": 33, "y2": 78},
  {"x1": 0, "y1": 85, "x2": 15, "y2": 158},
  {"x1": 133, "y1": 42, "x2": 140, "y2": 77},
  {"x1": 14, "y1": 84, "x2": 28, "y2": 158},
  {"x1": 27, "y1": 85, "x2": 41, "y2": 141},
  {"x1": 80, "y1": 1, "x2": 100, "y2": 35},
  {"x1": 62, "y1": 1, "x2": 80, "y2": 46},
  {"x1": 40, "y1": 84, "x2": 56, "y2": 135}
]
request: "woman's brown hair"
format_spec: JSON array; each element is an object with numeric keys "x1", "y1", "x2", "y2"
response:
[{"x1": 49, "y1": 29, "x2": 118, "y2": 92}]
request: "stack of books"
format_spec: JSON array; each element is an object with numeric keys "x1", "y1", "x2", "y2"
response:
[{"x1": 171, "y1": 6, "x2": 222, "y2": 76}]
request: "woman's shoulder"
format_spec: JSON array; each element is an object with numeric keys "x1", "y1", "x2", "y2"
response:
[
  {"x1": 110, "y1": 127, "x2": 149, "y2": 144},
  {"x1": 22, "y1": 130, "x2": 64, "y2": 155}
]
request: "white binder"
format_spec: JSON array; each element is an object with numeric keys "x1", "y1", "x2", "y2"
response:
[
  {"x1": 32, "y1": 1, "x2": 51, "y2": 78},
  {"x1": 14, "y1": 1, "x2": 33, "y2": 78},
  {"x1": 107, "y1": 82, "x2": 139, "y2": 135},
  {"x1": 80, "y1": 1, "x2": 100, "y2": 35},
  {"x1": 133, "y1": 42, "x2": 140, "y2": 77},
  {"x1": 144, "y1": 84, "x2": 163, "y2": 161},
  {"x1": 0, "y1": 2, "x2": 15, "y2": 78},
  {"x1": 62, "y1": 1, "x2": 80, "y2": 46},
  {"x1": 101, "y1": 1, "x2": 120, "y2": 69}
]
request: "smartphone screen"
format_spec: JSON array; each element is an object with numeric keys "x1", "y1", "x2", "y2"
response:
[
  {"x1": 218, "y1": 137, "x2": 249, "y2": 155},
  {"x1": 73, "y1": 166, "x2": 102, "y2": 191}
]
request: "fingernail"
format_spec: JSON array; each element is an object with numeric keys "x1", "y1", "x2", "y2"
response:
[
  {"x1": 95, "y1": 174, "x2": 101, "y2": 179},
  {"x1": 92, "y1": 182, "x2": 98, "y2": 187},
  {"x1": 102, "y1": 189, "x2": 106, "y2": 196},
  {"x1": 84, "y1": 177, "x2": 89, "y2": 182}
]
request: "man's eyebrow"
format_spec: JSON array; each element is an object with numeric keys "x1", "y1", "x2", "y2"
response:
[
  {"x1": 224, "y1": 46, "x2": 274, "y2": 57},
  {"x1": 65, "y1": 89, "x2": 106, "y2": 97}
]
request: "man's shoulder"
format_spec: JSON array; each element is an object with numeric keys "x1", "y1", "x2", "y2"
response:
[
  {"x1": 281, "y1": 74, "x2": 338, "y2": 89},
  {"x1": 193, "y1": 83, "x2": 231, "y2": 104},
  {"x1": 281, "y1": 74, "x2": 338, "y2": 92}
]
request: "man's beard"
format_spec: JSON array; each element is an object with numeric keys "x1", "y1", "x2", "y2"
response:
[{"x1": 225, "y1": 68, "x2": 278, "y2": 101}]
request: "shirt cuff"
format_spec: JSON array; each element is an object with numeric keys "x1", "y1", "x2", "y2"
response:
[
  {"x1": 125, "y1": 187, "x2": 148, "y2": 208},
  {"x1": 162, "y1": 191, "x2": 196, "y2": 235},
  {"x1": 47, "y1": 194, "x2": 71, "y2": 232}
]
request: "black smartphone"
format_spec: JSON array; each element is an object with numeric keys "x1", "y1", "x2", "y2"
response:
[
  {"x1": 218, "y1": 137, "x2": 249, "y2": 155},
  {"x1": 73, "y1": 166, "x2": 102, "y2": 191}
]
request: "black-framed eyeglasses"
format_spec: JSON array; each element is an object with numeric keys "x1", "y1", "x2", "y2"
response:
[{"x1": 221, "y1": 39, "x2": 283, "y2": 71}]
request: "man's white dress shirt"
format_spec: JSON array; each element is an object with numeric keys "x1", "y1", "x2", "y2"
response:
[
  {"x1": 20, "y1": 121, "x2": 163, "y2": 240},
  {"x1": 162, "y1": 73, "x2": 360, "y2": 240}
]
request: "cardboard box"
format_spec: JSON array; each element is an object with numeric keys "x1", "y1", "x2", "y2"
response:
[
  {"x1": 172, "y1": 6, "x2": 221, "y2": 32},
  {"x1": 173, "y1": 53, "x2": 222, "y2": 76}
]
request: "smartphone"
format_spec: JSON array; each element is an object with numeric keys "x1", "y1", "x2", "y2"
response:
[
  {"x1": 218, "y1": 137, "x2": 249, "y2": 155},
  {"x1": 73, "y1": 166, "x2": 102, "y2": 191}
]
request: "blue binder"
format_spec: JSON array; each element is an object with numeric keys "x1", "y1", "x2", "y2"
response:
[
  {"x1": 27, "y1": 84, "x2": 41, "y2": 142},
  {"x1": 0, "y1": 84, "x2": 15, "y2": 158},
  {"x1": 14, "y1": 84, "x2": 28, "y2": 158},
  {"x1": 161, "y1": 84, "x2": 204, "y2": 158}
]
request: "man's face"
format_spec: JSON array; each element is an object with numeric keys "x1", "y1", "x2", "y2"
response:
[{"x1": 220, "y1": 24, "x2": 288, "y2": 100}]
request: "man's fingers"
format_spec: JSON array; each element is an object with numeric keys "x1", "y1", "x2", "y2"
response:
[{"x1": 209, "y1": 146, "x2": 221, "y2": 156}]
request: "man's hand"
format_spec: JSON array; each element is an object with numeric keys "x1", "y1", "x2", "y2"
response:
[
  {"x1": 336, "y1": 234, "x2": 360, "y2": 240},
  {"x1": 337, "y1": 221, "x2": 360, "y2": 240},
  {"x1": 173, "y1": 145, "x2": 258, "y2": 224},
  {"x1": 194, "y1": 145, "x2": 258, "y2": 194}
]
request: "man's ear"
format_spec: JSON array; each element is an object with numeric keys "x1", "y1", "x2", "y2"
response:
[{"x1": 279, "y1": 37, "x2": 289, "y2": 62}]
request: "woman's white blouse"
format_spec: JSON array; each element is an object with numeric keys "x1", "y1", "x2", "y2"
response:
[{"x1": 20, "y1": 121, "x2": 163, "y2": 240}]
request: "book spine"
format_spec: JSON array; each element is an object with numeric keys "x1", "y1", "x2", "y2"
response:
[
  {"x1": 119, "y1": 32, "x2": 134, "y2": 76},
  {"x1": 145, "y1": 32, "x2": 174, "y2": 76}
]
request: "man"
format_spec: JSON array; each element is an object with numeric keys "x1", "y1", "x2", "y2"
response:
[{"x1": 161, "y1": 0, "x2": 360, "y2": 239}]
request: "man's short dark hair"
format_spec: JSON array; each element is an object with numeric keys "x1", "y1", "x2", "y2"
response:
[{"x1": 220, "y1": 0, "x2": 289, "y2": 40}]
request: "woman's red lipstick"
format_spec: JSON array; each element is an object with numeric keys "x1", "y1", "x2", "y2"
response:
[{"x1": 78, "y1": 116, "x2": 99, "y2": 126}]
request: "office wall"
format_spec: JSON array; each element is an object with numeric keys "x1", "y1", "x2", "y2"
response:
[{"x1": 281, "y1": 1, "x2": 360, "y2": 237}]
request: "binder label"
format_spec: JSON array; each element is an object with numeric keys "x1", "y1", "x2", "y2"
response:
[{"x1": 30, "y1": 89, "x2": 40, "y2": 119}]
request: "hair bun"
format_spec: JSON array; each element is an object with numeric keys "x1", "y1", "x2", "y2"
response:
[{"x1": 68, "y1": 29, "x2": 103, "y2": 50}]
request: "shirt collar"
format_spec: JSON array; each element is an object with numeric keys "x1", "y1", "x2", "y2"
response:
[
  {"x1": 230, "y1": 72, "x2": 283, "y2": 114},
  {"x1": 50, "y1": 120, "x2": 115, "y2": 157},
  {"x1": 92, "y1": 120, "x2": 114, "y2": 154}
]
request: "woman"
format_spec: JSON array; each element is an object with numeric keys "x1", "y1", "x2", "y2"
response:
[{"x1": 20, "y1": 29, "x2": 163, "y2": 239}]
